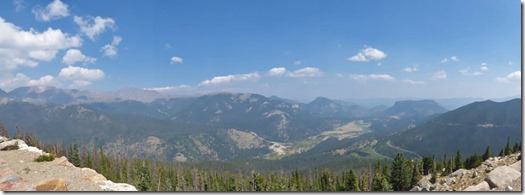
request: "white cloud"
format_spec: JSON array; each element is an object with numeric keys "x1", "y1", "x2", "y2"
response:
[
  {"x1": 377, "y1": 62, "x2": 382, "y2": 66},
  {"x1": 495, "y1": 71, "x2": 521, "y2": 83},
  {"x1": 200, "y1": 72, "x2": 260, "y2": 86},
  {"x1": 100, "y1": 36, "x2": 122, "y2": 57},
  {"x1": 440, "y1": 56, "x2": 459, "y2": 63},
  {"x1": 403, "y1": 65, "x2": 419, "y2": 73},
  {"x1": 459, "y1": 68, "x2": 483, "y2": 76},
  {"x1": 164, "y1": 43, "x2": 173, "y2": 49},
  {"x1": 32, "y1": 0, "x2": 70, "y2": 21},
  {"x1": 431, "y1": 70, "x2": 447, "y2": 80},
  {"x1": 285, "y1": 67, "x2": 323, "y2": 77},
  {"x1": 293, "y1": 60, "x2": 302, "y2": 65},
  {"x1": 74, "y1": 16, "x2": 115, "y2": 40},
  {"x1": 144, "y1": 85, "x2": 191, "y2": 92},
  {"x1": 59, "y1": 66, "x2": 105, "y2": 82},
  {"x1": 170, "y1": 56, "x2": 183, "y2": 64},
  {"x1": 480, "y1": 63, "x2": 489, "y2": 71},
  {"x1": 369, "y1": 74, "x2": 395, "y2": 81},
  {"x1": 62, "y1": 49, "x2": 96, "y2": 65},
  {"x1": 348, "y1": 46, "x2": 387, "y2": 62},
  {"x1": 267, "y1": 67, "x2": 287, "y2": 76},
  {"x1": 0, "y1": 73, "x2": 57, "y2": 91},
  {"x1": 403, "y1": 79, "x2": 425, "y2": 85},
  {"x1": 14, "y1": 0, "x2": 25, "y2": 12},
  {"x1": 508, "y1": 61, "x2": 513, "y2": 66},
  {"x1": 0, "y1": 17, "x2": 82, "y2": 70},
  {"x1": 349, "y1": 74, "x2": 395, "y2": 82}
]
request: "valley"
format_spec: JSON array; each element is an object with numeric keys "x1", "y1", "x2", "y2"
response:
[{"x1": 0, "y1": 86, "x2": 519, "y2": 172}]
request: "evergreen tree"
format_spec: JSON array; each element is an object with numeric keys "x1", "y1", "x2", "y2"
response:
[
  {"x1": 504, "y1": 137, "x2": 512, "y2": 155},
  {"x1": 390, "y1": 153, "x2": 410, "y2": 191},
  {"x1": 430, "y1": 161, "x2": 437, "y2": 183},
  {"x1": 344, "y1": 169, "x2": 359, "y2": 191},
  {"x1": 411, "y1": 162, "x2": 421, "y2": 187},
  {"x1": 69, "y1": 140, "x2": 80, "y2": 167},
  {"x1": 138, "y1": 161, "x2": 153, "y2": 191},
  {"x1": 454, "y1": 149, "x2": 463, "y2": 171},
  {"x1": 422, "y1": 157, "x2": 433, "y2": 175},
  {"x1": 371, "y1": 172, "x2": 392, "y2": 191},
  {"x1": 499, "y1": 148, "x2": 504, "y2": 156},
  {"x1": 482, "y1": 146, "x2": 493, "y2": 161},
  {"x1": 513, "y1": 139, "x2": 520, "y2": 154}
]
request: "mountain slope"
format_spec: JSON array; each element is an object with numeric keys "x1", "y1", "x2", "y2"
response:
[
  {"x1": 173, "y1": 93, "x2": 334, "y2": 141},
  {"x1": 305, "y1": 97, "x2": 370, "y2": 118},
  {"x1": 386, "y1": 98, "x2": 521, "y2": 157},
  {"x1": 370, "y1": 100, "x2": 448, "y2": 133}
]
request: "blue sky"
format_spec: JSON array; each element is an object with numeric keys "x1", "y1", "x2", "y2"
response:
[{"x1": 0, "y1": 0, "x2": 521, "y2": 100}]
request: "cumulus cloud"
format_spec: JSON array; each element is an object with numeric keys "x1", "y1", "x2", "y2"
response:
[
  {"x1": 74, "y1": 16, "x2": 115, "y2": 40},
  {"x1": 62, "y1": 49, "x2": 96, "y2": 65},
  {"x1": 348, "y1": 46, "x2": 387, "y2": 62},
  {"x1": 200, "y1": 72, "x2": 260, "y2": 86},
  {"x1": 403, "y1": 65, "x2": 419, "y2": 73},
  {"x1": 32, "y1": 0, "x2": 70, "y2": 21},
  {"x1": 14, "y1": 0, "x2": 25, "y2": 12},
  {"x1": 480, "y1": 63, "x2": 489, "y2": 71},
  {"x1": 495, "y1": 71, "x2": 521, "y2": 83},
  {"x1": 0, "y1": 17, "x2": 82, "y2": 70},
  {"x1": 293, "y1": 60, "x2": 302, "y2": 65},
  {"x1": 431, "y1": 70, "x2": 447, "y2": 80},
  {"x1": 267, "y1": 67, "x2": 287, "y2": 76},
  {"x1": 58, "y1": 66, "x2": 105, "y2": 87},
  {"x1": 0, "y1": 73, "x2": 57, "y2": 91},
  {"x1": 101, "y1": 36, "x2": 122, "y2": 57},
  {"x1": 285, "y1": 67, "x2": 323, "y2": 77},
  {"x1": 440, "y1": 56, "x2": 459, "y2": 63},
  {"x1": 349, "y1": 74, "x2": 395, "y2": 82},
  {"x1": 403, "y1": 79, "x2": 425, "y2": 85},
  {"x1": 170, "y1": 56, "x2": 183, "y2": 64}
]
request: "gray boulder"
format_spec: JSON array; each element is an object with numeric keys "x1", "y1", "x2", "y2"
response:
[
  {"x1": 0, "y1": 140, "x2": 21, "y2": 151},
  {"x1": 463, "y1": 181, "x2": 490, "y2": 191},
  {"x1": 484, "y1": 166, "x2": 521, "y2": 189},
  {"x1": 452, "y1": 169, "x2": 467, "y2": 178},
  {"x1": 509, "y1": 160, "x2": 521, "y2": 172}
]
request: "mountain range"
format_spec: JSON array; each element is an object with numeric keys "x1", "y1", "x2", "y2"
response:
[{"x1": 0, "y1": 85, "x2": 520, "y2": 168}]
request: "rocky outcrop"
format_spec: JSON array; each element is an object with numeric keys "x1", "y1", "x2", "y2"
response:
[
  {"x1": 484, "y1": 166, "x2": 521, "y2": 189},
  {"x1": 0, "y1": 137, "x2": 137, "y2": 191},
  {"x1": 411, "y1": 152, "x2": 521, "y2": 191},
  {"x1": 35, "y1": 178, "x2": 67, "y2": 191},
  {"x1": 463, "y1": 181, "x2": 490, "y2": 191}
]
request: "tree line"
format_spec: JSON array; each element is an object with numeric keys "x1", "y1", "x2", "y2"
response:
[{"x1": 0, "y1": 124, "x2": 520, "y2": 191}]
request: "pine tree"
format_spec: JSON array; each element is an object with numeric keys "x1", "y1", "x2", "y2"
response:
[
  {"x1": 513, "y1": 140, "x2": 520, "y2": 154},
  {"x1": 138, "y1": 161, "x2": 153, "y2": 191},
  {"x1": 390, "y1": 153, "x2": 410, "y2": 191},
  {"x1": 454, "y1": 149, "x2": 463, "y2": 171},
  {"x1": 411, "y1": 162, "x2": 421, "y2": 187},
  {"x1": 505, "y1": 137, "x2": 512, "y2": 155},
  {"x1": 344, "y1": 169, "x2": 359, "y2": 191},
  {"x1": 69, "y1": 140, "x2": 80, "y2": 167},
  {"x1": 422, "y1": 157, "x2": 433, "y2": 175},
  {"x1": 430, "y1": 161, "x2": 437, "y2": 183},
  {"x1": 482, "y1": 146, "x2": 493, "y2": 161}
]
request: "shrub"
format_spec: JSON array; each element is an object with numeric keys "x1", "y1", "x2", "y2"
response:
[{"x1": 34, "y1": 154, "x2": 55, "y2": 162}]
